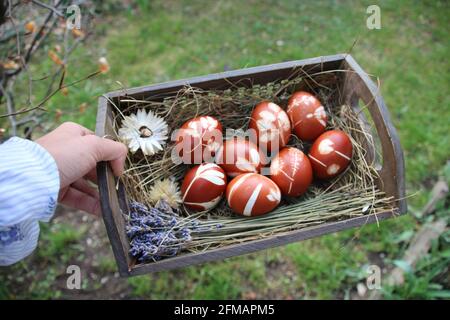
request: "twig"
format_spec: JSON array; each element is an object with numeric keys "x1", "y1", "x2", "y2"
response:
[
  {"x1": 0, "y1": 81, "x2": 17, "y2": 136},
  {"x1": 44, "y1": 32, "x2": 84, "y2": 98},
  {"x1": 31, "y1": 0, "x2": 64, "y2": 17},
  {"x1": 5, "y1": 0, "x2": 62, "y2": 77},
  {"x1": 15, "y1": 114, "x2": 40, "y2": 126},
  {"x1": 0, "y1": 70, "x2": 101, "y2": 118},
  {"x1": 388, "y1": 220, "x2": 447, "y2": 285},
  {"x1": 0, "y1": 0, "x2": 97, "y2": 137}
]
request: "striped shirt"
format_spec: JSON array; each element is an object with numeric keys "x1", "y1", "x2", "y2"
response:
[{"x1": 0, "y1": 137, "x2": 60, "y2": 266}]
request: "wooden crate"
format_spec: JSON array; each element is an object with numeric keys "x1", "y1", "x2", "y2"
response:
[{"x1": 95, "y1": 54, "x2": 407, "y2": 276}]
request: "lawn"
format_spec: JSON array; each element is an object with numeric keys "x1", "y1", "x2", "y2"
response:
[{"x1": 1, "y1": 0, "x2": 449, "y2": 299}]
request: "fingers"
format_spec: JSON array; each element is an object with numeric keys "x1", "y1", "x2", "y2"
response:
[
  {"x1": 71, "y1": 178, "x2": 99, "y2": 199},
  {"x1": 84, "y1": 135, "x2": 128, "y2": 176},
  {"x1": 60, "y1": 186, "x2": 101, "y2": 216}
]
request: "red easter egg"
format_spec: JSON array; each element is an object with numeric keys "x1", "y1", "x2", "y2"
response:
[
  {"x1": 308, "y1": 130, "x2": 353, "y2": 179},
  {"x1": 175, "y1": 116, "x2": 223, "y2": 164},
  {"x1": 248, "y1": 101, "x2": 291, "y2": 153},
  {"x1": 215, "y1": 137, "x2": 265, "y2": 177},
  {"x1": 270, "y1": 147, "x2": 313, "y2": 197},
  {"x1": 287, "y1": 91, "x2": 327, "y2": 141},
  {"x1": 181, "y1": 163, "x2": 227, "y2": 211},
  {"x1": 226, "y1": 173, "x2": 281, "y2": 216}
]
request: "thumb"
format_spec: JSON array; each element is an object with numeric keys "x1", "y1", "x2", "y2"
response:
[{"x1": 85, "y1": 135, "x2": 128, "y2": 176}]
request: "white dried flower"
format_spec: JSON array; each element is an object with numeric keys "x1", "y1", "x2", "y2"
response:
[
  {"x1": 118, "y1": 109, "x2": 168, "y2": 156},
  {"x1": 148, "y1": 178, "x2": 182, "y2": 209}
]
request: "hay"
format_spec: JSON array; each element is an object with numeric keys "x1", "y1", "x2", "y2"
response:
[{"x1": 107, "y1": 68, "x2": 396, "y2": 259}]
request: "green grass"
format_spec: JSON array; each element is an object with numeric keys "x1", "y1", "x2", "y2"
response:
[
  {"x1": 94, "y1": 255, "x2": 118, "y2": 274},
  {"x1": 2, "y1": 0, "x2": 449, "y2": 299},
  {"x1": 129, "y1": 254, "x2": 268, "y2": 299}
]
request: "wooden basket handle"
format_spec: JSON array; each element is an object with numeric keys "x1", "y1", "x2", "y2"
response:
[
  {"x1": 96, "y1": 98, "x2": 132, "y2": 276},
  {"x1": 343, "y1": 55, "x2": 406, "y2": 213}
]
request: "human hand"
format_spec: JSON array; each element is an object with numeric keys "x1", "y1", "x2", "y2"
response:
[{"x1": 36, "y1": 122, "x2": 128, "y2": 215}]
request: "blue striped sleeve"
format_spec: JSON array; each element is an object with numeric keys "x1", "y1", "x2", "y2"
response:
[{"x1": 0, "y1": 137, "x2": 60, "y2": 266}]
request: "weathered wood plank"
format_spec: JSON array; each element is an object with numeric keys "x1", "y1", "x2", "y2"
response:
[{"x1": 343, "y1": 55, "x2": 407, "y2": 213}]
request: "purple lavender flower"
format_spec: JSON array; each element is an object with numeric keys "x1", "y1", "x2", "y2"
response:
[{"x1": 129, "y1": 201, "x2": 149, "y2": 214}]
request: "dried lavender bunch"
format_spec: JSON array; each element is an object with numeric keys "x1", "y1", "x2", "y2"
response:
[{"x1": 126, "y1": 200, "x2": 197, "y2": 263}]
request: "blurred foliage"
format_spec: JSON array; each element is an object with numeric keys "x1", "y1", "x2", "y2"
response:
[{"x1": 0, "y1": 223, "x2": 86, "y2": 299}]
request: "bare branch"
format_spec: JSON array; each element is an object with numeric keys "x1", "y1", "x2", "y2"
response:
[
  {"x1": 31, "y1": 0, "x2": 64, "y2": 17},
  {"x1": 0, "y1": 0, "x2": 98, "y2": 137},
  {"x1": 0, "y1": 70, "x2": 101, "y2": 119},
  {"x1": 0, "y1": 81, "x2": 17, "y2": 136},
  {"x1": 4, "y1": 0, "x2": 62, "y2": 77}
]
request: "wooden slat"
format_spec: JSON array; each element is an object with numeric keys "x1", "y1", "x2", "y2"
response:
[
  {"x1": 105, "y1": 54, "x2": 347, "y2": 100},
  {"x1": 129, "y1": 210, "x2": 398, "y2": 275},
  {"x1": 96, "y1": 97, "x2": 131, "y2": 276},
  {"x1": 342, "y1": 55, "x2": 407, "y2": 214}
]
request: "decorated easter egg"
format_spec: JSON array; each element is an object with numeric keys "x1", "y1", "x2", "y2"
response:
[
  {"x1": 286, "y1": 91, "x2": 327, "y2": 141},
  {"x1": 226, "y1": 173, "x2": 281, "y2": 216},
  {"x1": 248, "y1": 101, "x2": 291, "y2": 153},
  {"x1": 175, "y1": 116, "x2": 223, "y2": 164},
  {"x1": 308, "y1": 130, "x2": 353, "y2": 179},
  {"x1": 215, "y1": 137, "x2": 265, "y2": 177},
  {"x1": 181, "y1": 163, "x2": 227, "y2": 211},
  {"x1": 270, "y1": 147, "x2": 313, "y2": 197}
]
